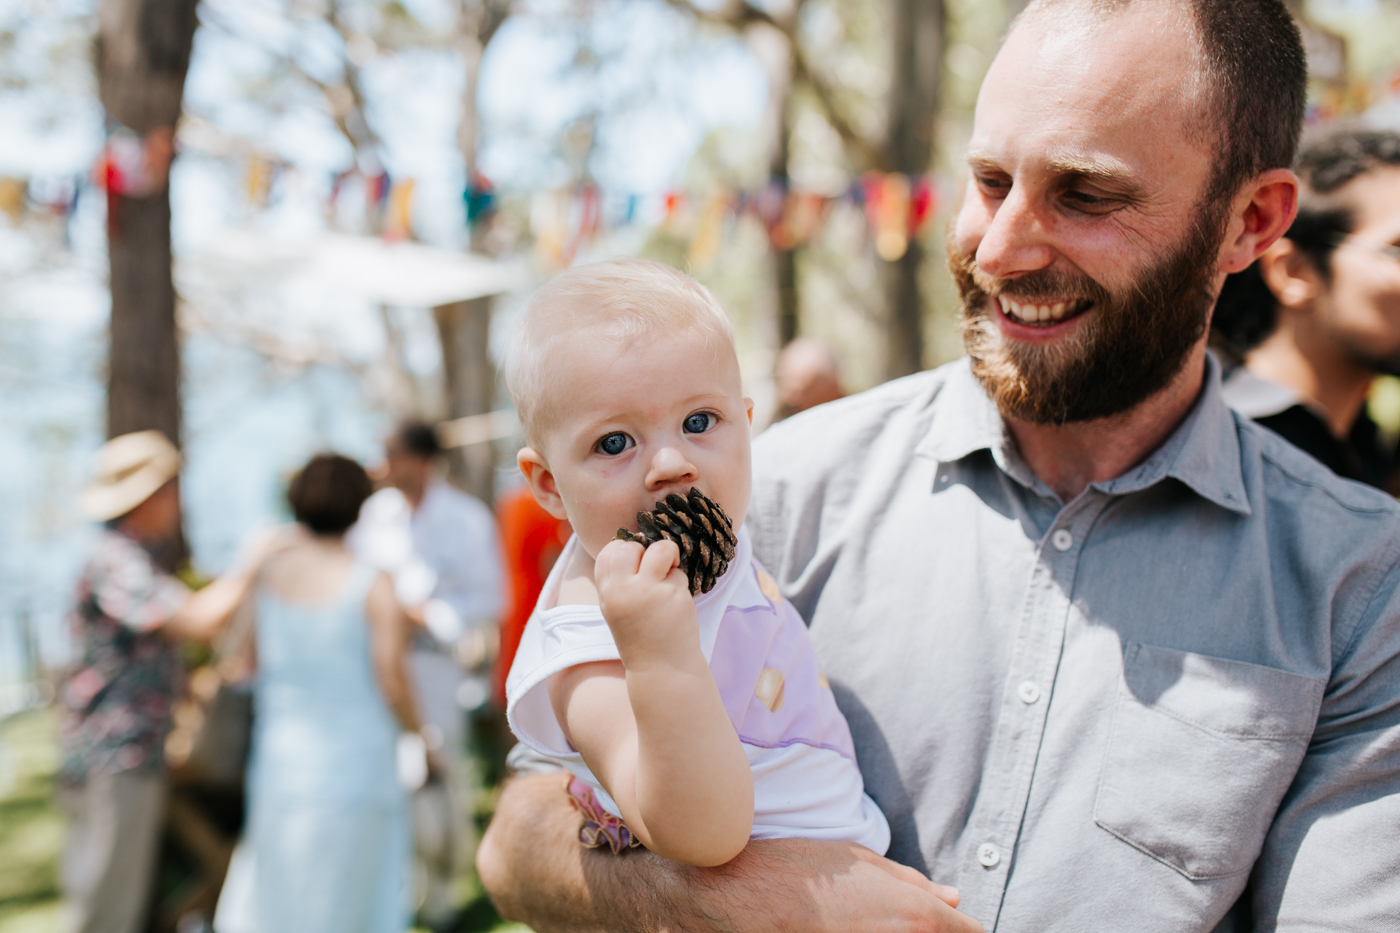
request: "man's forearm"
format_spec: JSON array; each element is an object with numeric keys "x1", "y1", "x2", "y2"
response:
[
  {"x1": 477, "y1": 771, "x2": 687, "y2": 933},
  {"x1": 477, "y1": 771, "x2": 982, "y2": 933}
]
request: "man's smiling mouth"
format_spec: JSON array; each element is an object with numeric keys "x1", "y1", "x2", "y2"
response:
[{"x1": 998, "y1": 296, "x2": 1094, "y2": 325}]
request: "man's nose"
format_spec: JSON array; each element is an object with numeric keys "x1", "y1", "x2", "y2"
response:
[
  {"x1": 645, "y1": 445, "x2": 698, "y2": 491},
  {"x1": 973, "y1": 186, "x2": 1056, "y2": 280}
]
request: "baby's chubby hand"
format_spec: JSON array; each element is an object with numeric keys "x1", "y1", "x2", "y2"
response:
[{"x1": 594, "y1": 537, "x2": 701, "y2": 671}]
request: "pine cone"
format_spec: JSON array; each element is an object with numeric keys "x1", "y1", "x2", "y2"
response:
[{"x1": 615, "y1": 487, "x2": 738, "y2": 595}]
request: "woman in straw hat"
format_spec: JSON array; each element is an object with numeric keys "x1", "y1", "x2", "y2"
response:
[{"x1": 60, "y1": 430, "x2": 283, "y2": 933}]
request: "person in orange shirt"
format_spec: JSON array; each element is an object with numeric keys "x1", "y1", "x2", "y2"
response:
[{"x1": 493, "y1": 483, "x2": 570, "y2": 710}]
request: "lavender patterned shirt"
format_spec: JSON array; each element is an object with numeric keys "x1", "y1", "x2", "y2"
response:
[{"x1": 59, "y1": 529, "x2": 189, "y2": 783}]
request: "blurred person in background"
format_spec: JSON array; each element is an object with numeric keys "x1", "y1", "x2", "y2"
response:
[
  {"x1": 772, "y1": 336, "x2": 846, "y2": 422},
  {"x1": 349, "y1": 421, "x2": 503, "y2": 929},
  {"x1": 492, "y1": 482, "x2": 569, "y2": 711},
  {"x1": 61, "y1": 430, "x2": 278, "y2": 933},
  {"x1": 215, "y1": 453, "x2": 423, "y2": 933},
  {"x1": 1214, "y1": 127, "x2": 1400, "y2": 491}
]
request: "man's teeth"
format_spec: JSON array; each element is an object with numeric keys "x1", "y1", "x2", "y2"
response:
[{"x1": 1002, "y1": 297, "x2": 1078, "y2": 323}]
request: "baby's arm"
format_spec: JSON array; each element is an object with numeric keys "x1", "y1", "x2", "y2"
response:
[{"x1": 548, "y1": 539, "x2": 753, "y2": 867}]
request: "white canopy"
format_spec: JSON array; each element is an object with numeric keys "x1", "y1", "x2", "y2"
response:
[{"x1": 186, "y1": 229, "x2": 525, "y2": 307}]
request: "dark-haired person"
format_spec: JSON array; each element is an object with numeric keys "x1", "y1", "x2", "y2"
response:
[
  {"x1": 62, "y1": 431, "x2": 282, "y2": 933},
  {"x1": 478, "y1": 2, "x2": 1400, "y2": 931},
  {"x1": 214, "y1": 454, "x2": 424, "y2": 933},
  {"x1": 349, "y1": 421, "x2": 503, "y2": 928},
  {"x1": 1214, "y1": 127, "x2": 1400, "y2": 492}
]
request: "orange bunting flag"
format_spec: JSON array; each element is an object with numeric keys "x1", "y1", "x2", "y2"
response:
[
  {"x1": 663, "y1": 191, "x2": 685, "y2": 225},
  {"x1": 871, "y1": 172, "x2": 911, "y2": 262},
  {"x1": 781, "y1": 193, "x2": 829, "y2": 250}
]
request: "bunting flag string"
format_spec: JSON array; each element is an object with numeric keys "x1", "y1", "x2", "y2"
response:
[{"x1": 516, "y1": 172, "x2": 948, "y2": 269}]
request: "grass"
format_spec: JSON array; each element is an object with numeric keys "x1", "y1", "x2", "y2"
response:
[
  {"x1": 0, "y1": 707, "x2": 65, "y2": 933},
  {"x1": 0, "y1": 705, "x2": 527, "y2": 933}
]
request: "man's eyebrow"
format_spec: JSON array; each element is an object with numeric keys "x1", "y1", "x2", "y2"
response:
[
  {"x1": 966, "y1": 149, "x2": 1148, "y2": 197},
  {"x1": 1045, "y1": 153, "x2": 1139, "y2": 185}
]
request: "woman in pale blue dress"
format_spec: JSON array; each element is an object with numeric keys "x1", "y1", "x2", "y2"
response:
[{"x1": 216, "y1": 455, "x2": 424, "y2": 933}]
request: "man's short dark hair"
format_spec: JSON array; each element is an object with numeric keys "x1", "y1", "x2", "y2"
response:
[
  {"x1": 287, "y1": 453, "x2": 373, "y2": 535},
  {"x1": 1213, "y1": 127, "x2": 1400, "y2": 355},
  {"x1": 393, "y1": 421, "x2": 441, "y2": 459},
  {"x1": 1192, "y1": 0, "x2": 1306, "y2": 204}
]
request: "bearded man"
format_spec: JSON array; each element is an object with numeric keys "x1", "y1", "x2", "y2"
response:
[{"x1": 476, "y1": 1, "x2": 1400, "y2": 930}]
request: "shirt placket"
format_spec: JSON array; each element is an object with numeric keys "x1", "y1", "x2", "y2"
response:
[{"x1": 961, "y1": 492, "x2": 1110, "y2": 930}]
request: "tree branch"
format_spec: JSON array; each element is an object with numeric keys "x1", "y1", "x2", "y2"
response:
[{"x1": 658, "y1": 0, "x2": 881, "y2": 171}]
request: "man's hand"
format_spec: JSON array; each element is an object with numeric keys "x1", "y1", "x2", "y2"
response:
[
  {"x1": 594, "y1": 539, "x2": 698, "y2": 671},
  {"x1": 478, "y1": 772, "x2": 983, "y2": 933},
  {"x1": 678, "y1": 836, "x2": 976, "y2": 933}
]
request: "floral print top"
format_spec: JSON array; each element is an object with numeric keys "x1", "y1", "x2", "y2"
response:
[{"x1": 59, "y1": 529, "x2": 189, "y2": 783}]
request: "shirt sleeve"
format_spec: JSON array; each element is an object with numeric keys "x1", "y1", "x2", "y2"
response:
[
  {"x1": 89, "y1": 535, "x2": 190, "y2": 632},
  {"x1": 1251, "y1": 554, "x2": 1400, "y2": 927}
]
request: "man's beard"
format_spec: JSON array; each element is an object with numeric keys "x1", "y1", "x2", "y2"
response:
[{"x1": 950, "y1": 205, "x2": 1227, "y2": 425}]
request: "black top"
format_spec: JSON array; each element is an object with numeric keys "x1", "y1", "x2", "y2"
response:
[{"x1": 1254, "y1": 404, "x2": 1400, "y2": 494}]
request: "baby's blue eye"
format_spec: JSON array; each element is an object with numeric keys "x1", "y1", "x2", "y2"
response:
[
  {"x1": 597, "y1": 433, "x2": 631, "y2": 456},
  {"x1": 683, "y1": 412, "x2": 713, "y2": 434}
]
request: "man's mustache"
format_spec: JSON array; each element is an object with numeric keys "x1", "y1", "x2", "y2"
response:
[{"x1": 946, "y1": 241, "x2": 1107, "y2": 307}]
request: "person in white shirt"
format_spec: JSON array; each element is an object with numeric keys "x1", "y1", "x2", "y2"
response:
[{"x1": 349, "y1": 421, "x2": 504, "y2": 930}]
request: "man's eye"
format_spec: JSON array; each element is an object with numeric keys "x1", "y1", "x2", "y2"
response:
[
  {"x1": 976, "y1": 175, "x2": 1010, "y2": 197},
  {"x1": 596, "y1": 433, "x2": 632, "y2": 456},
  {"x1": 683, "y1": 412, "x2": 713, "y2": 434},
  {"x1": 1065, "y1": 190, "x2": 1114, "y2": 212}
]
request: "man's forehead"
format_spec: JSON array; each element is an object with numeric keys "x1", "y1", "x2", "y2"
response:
[{"x1": 972, "y1": 1, "x2": 1205, "y2": 155}]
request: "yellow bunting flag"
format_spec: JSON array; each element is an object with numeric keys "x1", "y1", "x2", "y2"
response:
[
  {"x1": 686, "y1": 192, "x2": 730, "y2": 272},
  {"x1": 383, "y1": 179, "x2": 416, "y2": 241}
]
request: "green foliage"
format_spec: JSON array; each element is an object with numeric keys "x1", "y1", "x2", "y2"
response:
[{"x1": 0, "y1": 709, "x2": 64, "y2": 933}]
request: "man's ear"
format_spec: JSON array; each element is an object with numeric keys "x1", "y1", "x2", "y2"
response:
[
  {"x1": 1218, "y1": 168, "x2": 1300, "y2": 275},
  {"x1": 517, "y1": 447, "x2": 569, "y2": 521},
  {"x1": 1258, "y1": 238, "x2": 1323, "y2": 313}
]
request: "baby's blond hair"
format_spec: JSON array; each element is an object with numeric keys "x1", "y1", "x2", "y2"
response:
[{"x1": 505, "y1": 259, "x2": 736, "y2": 448}]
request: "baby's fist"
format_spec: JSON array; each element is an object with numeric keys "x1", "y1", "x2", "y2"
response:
[{"x1": 595, "y1": 538, "x2": 698, "y2": 668}]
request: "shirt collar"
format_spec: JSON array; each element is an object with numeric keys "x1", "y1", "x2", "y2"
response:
[
  {"x1": 1219, "y1": 365, "x2": 1303, "y2": 419},
  {"x1": 916, "y1": 353, "x2": 1251, "y2": 515}
]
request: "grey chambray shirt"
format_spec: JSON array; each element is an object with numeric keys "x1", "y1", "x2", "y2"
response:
[{"x1": 748, "y1": 354, "x2": 1400, "y2": 932}]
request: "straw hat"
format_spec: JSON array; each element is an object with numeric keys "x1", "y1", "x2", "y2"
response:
[{"x1": 79, "y1": 430, "x2": 181, "y2": 522}]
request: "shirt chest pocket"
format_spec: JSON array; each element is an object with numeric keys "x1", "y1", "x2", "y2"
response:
[{"x1": 1093, "y1": 643, "x2": 1324, "y2": 881}]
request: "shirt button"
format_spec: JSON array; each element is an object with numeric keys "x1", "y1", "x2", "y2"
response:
[
  {"x1": 1017, "y1": 680, "x2": 1041, "y2": 704},
  {"x1": 977, "y1": 843, "x2": 1001, "y2": 868},
  {"x1": 1051, "y1": 528, "x2": 1073, "y2": 551}
]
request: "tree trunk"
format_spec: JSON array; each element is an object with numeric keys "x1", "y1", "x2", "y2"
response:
[
  {"x1": 107, "y1": 192, "x2": 181, "y2": 443},
  {"x1": 878, "y1": 0, "x2": 943, "y2": 380},
  {"x1": 747, "y1": 22, "x2": 799, "y2": 347},
  {"x1": 434, "y1": 299, "x2": 496, "y2": 504},
  {"x1": 771, "y1": 98, "x2": 799, "y2": 347},
  {"x1": 97, "y1": 0, "x2": 199, "y2": 444},
  {"x1": 437, "y1": 1, "x2": 512, "y2": 506}
]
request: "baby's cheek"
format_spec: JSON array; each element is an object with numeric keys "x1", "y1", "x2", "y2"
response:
[
  {"x1": 572, "y1": 512, "x2": 632, "y2": 560},
  {"x1": 710, "y1": 460, "x2": 752, "y2": 530}
]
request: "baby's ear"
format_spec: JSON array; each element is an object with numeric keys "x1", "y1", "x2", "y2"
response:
[{"x1": 518, "y1": 448, "x2": 569, "y2": 520}]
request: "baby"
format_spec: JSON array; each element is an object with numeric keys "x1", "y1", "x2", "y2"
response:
[{"x1": 504, "y1": 259, "x2": 889, "y2": 867}]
